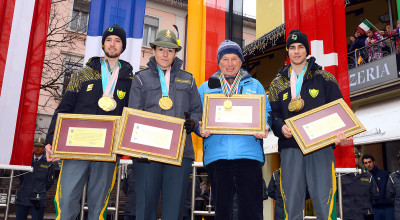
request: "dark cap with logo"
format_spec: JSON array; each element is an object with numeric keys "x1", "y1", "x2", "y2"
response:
[
  {"x1": 149, "y1": 29, "x2": 181, "y2": 52},
  {"x1": 34, "y1": 138, "x2": 46, "y2": 147},
  {"x1": 102, "y1": 24, "x2": 127, "y2": 52},
  {"x1": 286, "y1": 29, "x2": 310, "y2": 56}
]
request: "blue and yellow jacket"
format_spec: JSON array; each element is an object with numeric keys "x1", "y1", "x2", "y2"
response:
[{"x1": 198, "y1": 69, "x2": 271, "y2": 166}]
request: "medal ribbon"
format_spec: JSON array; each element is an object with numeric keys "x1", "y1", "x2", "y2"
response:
[
  {"x1": 157, "y1": 65, "x2": 171, "y2": 97},
  {"x1": 289, "y1": 62, "x2": 308, "y2": 99},
  {"x1": 219, "y1": 71, "x2": 242, "y2": 98},
  {"x1": 101, "y1": 59, "x2": 120, "y2": 97}
]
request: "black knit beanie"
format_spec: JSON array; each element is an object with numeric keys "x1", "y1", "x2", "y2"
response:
[
  {"x1": 286, "y1": 29, "x2": 310, "y2": 56},
  {"x1": 102, "y1": 24, "x2": 127, "y2": 52}
]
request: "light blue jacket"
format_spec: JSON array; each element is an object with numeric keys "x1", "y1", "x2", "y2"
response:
[{"x1": 198, "y1": 69, "x2": 271, "y2": 165}]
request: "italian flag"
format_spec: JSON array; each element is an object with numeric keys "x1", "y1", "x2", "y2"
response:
[{"x1": 357, "y1": 19, "x2": 374, "y2": 35}]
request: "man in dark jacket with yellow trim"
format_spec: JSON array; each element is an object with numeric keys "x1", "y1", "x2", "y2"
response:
[
  {"x1": 268, "y1": 29, "x2": 352, "y2": 220},
  {"x1": 44, "y1": 24, "x2": 133, "y2": 219}
]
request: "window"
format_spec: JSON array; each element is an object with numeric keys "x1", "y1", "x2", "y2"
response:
[
  {"x1": 61, "y1": 56, "x2": 83, "y2": 96},
  {"x1": 142, "y1": 15, "x2": 159, "y2": 47},
  {"x1": 70, "y1": 0, "x2": 90, "y2": 33}
]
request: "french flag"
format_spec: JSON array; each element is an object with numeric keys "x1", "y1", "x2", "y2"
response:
[
  {"x1": 84, "y1": 0, "x2": 147, "y2": 73},
  {"x1": 0, "y1": 0, "x2": 51, "y2": 169}
]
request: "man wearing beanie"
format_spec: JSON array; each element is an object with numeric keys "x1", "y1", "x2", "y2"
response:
[
  {"x1": 128, "y1": 29, "x2": 203, "y2": 220},
  {"x1": 45, "y1": 24, "x2": 133, "y2": 219},
  {"x1": 268, "y1": 29, "x2": 352, "y2": 219},
  {"x1": 197, "y1": 40, "x2": 271, "y2": 219},
  {"x1": 341, "y1": 148, "x2": 379, "y2": 220}
]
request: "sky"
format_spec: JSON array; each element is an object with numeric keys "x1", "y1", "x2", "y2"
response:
[{"x1": 243, "y1": 0, "x2": 256, "y2": 18}]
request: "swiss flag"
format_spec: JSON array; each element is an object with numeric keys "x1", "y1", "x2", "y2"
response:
[
  {"x1": 0, "y1": 0, "x2": 51, "y2": 167},
  {"x1": 285, "y1": 0, "x2": 354, "y2": 169}
]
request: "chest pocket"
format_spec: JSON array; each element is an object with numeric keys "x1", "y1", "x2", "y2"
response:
[{"x1": 174, "y1": 82, "x2": 191, "y2": 109}]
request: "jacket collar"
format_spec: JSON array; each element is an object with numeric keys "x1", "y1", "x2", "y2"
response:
[
  {"x1": 86, "y1": 57, "x2": 133, "y2": 79},
  {"x1": 208, "y1": 69, "x2": 252, "y2": 89},
  {"x1": 147, "y1": 56, "x2": 183, "y2": 76},
  {"x1": 278, "y1": 56, "x2": 322, "y2": 79}
]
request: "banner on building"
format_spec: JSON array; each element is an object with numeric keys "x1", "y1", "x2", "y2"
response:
[
  {"x1": 0, "y1": 0, "x2": 52, "y2": 169},
  {"x1": 285, "y1": 0, "x2": 354, "y2": 169},
  {"x1": 84, "y1": 0, "x2": 147, "y2": 73}
]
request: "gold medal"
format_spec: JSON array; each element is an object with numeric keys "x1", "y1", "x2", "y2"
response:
[
  {"x1": 288, "y1": 98, "x2": 304, "y2": 112},
  {"x1": 98, "y1": 96, "x2": 117, "y2": 112},
  {"x1": 224, "y1": 100, "x2": 232, "y2": 109},
  {"x1": 159, "y1": 97, "x2": 173, "y2": 110}
]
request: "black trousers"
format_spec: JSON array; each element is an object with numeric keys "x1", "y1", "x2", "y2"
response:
[{"x1": 206, "y1": 159, "x2": 263, "y2": 220}]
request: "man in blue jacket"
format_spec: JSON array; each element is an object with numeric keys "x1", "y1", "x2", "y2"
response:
[
  {"x1": 198, "y1": 40, "x2": 271, "y2": 220},
  {"x1": 362, "y1": 154, "x2": 394, "y2": 220}
]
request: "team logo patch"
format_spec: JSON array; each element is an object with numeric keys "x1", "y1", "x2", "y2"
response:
[
  {"x1": 309, "y1": 89, "x2": 319, "y2": 98},
  {"x1": 108, "y1": 27, "x2": 113, "y2": 32},
  {"x1": 291, "y1": 34, "x2": 297, "y2": 40},
  {"x1": 87, "y1": 84, "x2": 93, "y2": 91},
  {"x1": 283, "y1": 92, "x2": 288, "y2": 101},
  {"x1": 117, "y1": 90, "x2": 126, "y2": 99}
]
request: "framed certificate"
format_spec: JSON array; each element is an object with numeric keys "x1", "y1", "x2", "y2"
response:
[
  {"x1": 201, "y1": 94, "x2": 266, "y2": 135},
  {"x1": 52, "y1": 113, "x2": 120, "y2": 162},
  {"x1": 114, "y1": 107, "x2": 186, "y2": 166},
  {"x1": 285, "y1": 98, "x2": 366, "y2": 155}
]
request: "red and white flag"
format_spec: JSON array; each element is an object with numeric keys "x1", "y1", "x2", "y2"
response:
[
  {"x1": 0, "y1": 0, "x2": 51, "y2": 169},
  {"x1": 285, "y1": 0, "x2": 355, "y2": 170}
]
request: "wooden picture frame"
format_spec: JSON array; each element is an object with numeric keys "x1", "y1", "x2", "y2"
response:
[
  {"x1": 285, "y1": 98, "x2": 366, "y2": 154},
  {"x1": 52, "y1": 113, "x2": 120, "y2": 162},
  {"x1": 201, "y1": 94, "x2": 266, "y2": 135},
  {"x1": 114, "y1": 107, "x2": 186, "y2": 166}
]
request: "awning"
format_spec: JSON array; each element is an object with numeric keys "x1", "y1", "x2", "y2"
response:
[{"x1": 353, "y1": 97, "x2": 400, "y2": 145}]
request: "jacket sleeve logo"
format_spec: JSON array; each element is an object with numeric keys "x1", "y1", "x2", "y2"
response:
[
  {"x1": 117, "y1": 90, "x2": 126, "y2": 99},
  {"x1": 309, "y1": 89, "x2": 319, "y2": 98},
  {"x1": 283, "y1": 92, "x2": 288, "y2": 100},
  {"x1": 87, "y1": 84, "x2": 93, "y2": 91}
]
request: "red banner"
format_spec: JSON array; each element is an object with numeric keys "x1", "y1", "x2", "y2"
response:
[{"x1": 285, "y1": 0, "x2": 354, "y2": 169}]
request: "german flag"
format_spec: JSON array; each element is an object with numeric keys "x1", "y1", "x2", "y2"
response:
[{"x1": 186, "y1": 0, "x2": 243, "y2": 161}]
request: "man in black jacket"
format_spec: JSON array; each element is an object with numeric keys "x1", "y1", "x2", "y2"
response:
[
  {"x1": 387, "y1": 151, "x2": 400, "y2": 220},
  {"x1": 362, "y1": 154, "x2": 394, "y2": 220},
  {"x1": 44, "y1": 24, "x2": 133, "y2": 219},
  {"x1": 15, "y1": 137, "x2": 55, "y2": 220},
  {"x1": 341, "y1": 148, "x2": 379, "y2": 220},
  {"x1": 268, "y1": 29, "x2": 352, "y2": 219}
]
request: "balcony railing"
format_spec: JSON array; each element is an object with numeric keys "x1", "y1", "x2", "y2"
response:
[{"x1": 347, "y1": 36, "x2": 398, "y2": 70}]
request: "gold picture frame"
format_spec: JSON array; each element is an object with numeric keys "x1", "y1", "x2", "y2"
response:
[
  {"x1": 285, "y1": 98, "x2": 366, "y2": 155},
  {"x1": 52, "y1": 113, "x2": 120, "y2": 162},
  {"x1": 114, "y1": 107, "x2": 186, "y2": 166},
  {"x1": 201, "y1": 94, "x2": 266, "y2": 135}
]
